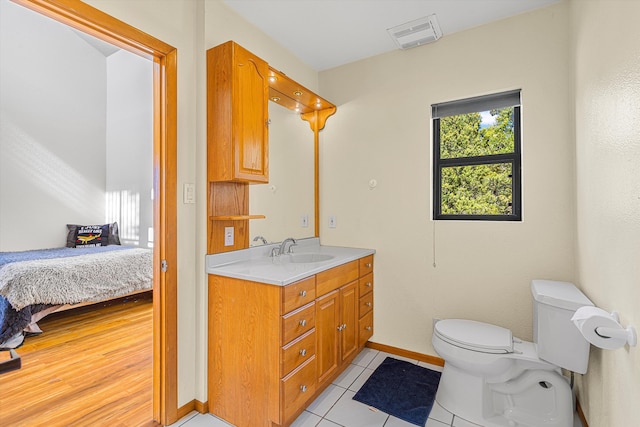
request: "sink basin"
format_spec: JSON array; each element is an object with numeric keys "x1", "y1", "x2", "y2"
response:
[{"x1": 286, "y1": 253, "x2": 334, "y2": 263}]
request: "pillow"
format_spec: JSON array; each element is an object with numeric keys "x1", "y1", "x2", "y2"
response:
[{"x1": 66, "y1": 222, "x2": 121, "y2": 248}]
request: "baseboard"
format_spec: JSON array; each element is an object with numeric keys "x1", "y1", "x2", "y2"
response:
[
  {"x1": 176, "y1": 399, "x2": 208, "y2": 421},
  {"x1": 365, "y1": 341, "x2": 445, "y2": 367},
  {"x1": 576, "y1": 398, "x2": 589, "y2": 427}
]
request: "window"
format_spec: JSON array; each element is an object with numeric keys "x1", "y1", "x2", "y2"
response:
[{"x1": 432, "y1": 90, "x2": 522, "y2": 221}]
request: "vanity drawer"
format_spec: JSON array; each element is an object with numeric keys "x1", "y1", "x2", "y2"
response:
[
  {"x1": 281, "y1": 329, "x2": 316, "y2": 377},
  {"x1": 282, "y1": 302, "x2": 315, "y2": 345},
  {"x1": 359, "y1": 273, "x2": 374, "y2": 296},
  {"x1": 316, "y1": 261, "x2": 359, "y2": 296},
  {"x1": 359, "y1": 311, "x2": 374, "y2": 347},
  {"x1": 359, "y1": 292, "x2": 373, "y2": 317},
  {"x1": 281, "y1": 356, "x2": 316, "y2": 423},
  {"x1": 359, "y1": 255, "x2": 374, "y2": 277},
  {"x1": 282, "y1": 276, "x2": 316, "y2": 314}
]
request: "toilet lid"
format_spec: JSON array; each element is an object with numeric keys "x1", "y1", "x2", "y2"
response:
[{"x1": 435, "y1": 319, "x2": 513, "y2": 354}]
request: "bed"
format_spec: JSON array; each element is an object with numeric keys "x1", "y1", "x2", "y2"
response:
[{"x1": 0, "y1": 244, "x2": 153, "y2": 349}]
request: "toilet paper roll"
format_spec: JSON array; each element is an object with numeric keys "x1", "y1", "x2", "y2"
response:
[{"x1": 572, "y1": 306, "x2": 627, "y2": 350}]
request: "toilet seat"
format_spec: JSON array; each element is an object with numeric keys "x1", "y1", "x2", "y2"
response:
[{"x1": 434, "y1": 319, "x2": 513, "y2": 354}]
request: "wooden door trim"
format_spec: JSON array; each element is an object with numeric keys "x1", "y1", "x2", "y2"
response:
[{"x1": 11, "y1": 0, "x2": 178, "y2": 424}]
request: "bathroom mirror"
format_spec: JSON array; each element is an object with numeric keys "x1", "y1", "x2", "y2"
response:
[{"x1": 249, "y1": 101, "x2": 315, "y2": 244}]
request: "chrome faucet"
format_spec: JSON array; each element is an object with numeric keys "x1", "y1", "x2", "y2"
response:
[
  {"x1": 253, "y1": 235, "x2": 268, "y2": 245},
  {"x1": 279, "y1": 237, "x2": 297, "y2": 255}
]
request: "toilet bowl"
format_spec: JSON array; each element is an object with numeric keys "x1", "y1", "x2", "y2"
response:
[{"x1": 432, "y1": 280, "x2": 593, "y2": 427}]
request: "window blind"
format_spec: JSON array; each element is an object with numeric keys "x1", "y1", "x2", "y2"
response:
[{"x1": 432, "y1": 89, "x2": 521, "y2": 119}]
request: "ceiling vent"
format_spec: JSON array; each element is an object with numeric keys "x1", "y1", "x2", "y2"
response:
[{"x1": 387, "y1": 14, "x2": 442, "y2": 50}]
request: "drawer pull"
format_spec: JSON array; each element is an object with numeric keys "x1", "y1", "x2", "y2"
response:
[
  {"x1": 366, "y1": 302, "x2": 372, "y2": 307},
  {"x1": 299, "y1": 319, "x2": 307, "y2": 327},
  {"x1": 299, "y1": 348, "x2": 307, "y2": 357},
  {"x1": 300, "y1": 385, "x2": 307, "y2": 393},
  {"x1": 366, "y1": 282, "x2": 372, "y2": 287},
  {"x1": 299, "y1": 290, "x2": 307, "y2": 297},
  {"x1": 366, "y1": 263, "x2": 372, "y2": 268},
  {"x1": 365, "y1": 326, "x2": 372, "y2": 331}
]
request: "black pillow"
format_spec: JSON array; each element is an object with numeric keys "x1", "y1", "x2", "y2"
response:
[{"x1": 66, "y1": 222, "x2": 121, "y2": 248}]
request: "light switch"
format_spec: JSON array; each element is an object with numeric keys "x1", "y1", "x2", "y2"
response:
[{"x1": 183, "y1": 183, "x2": 195, "y2": 204}]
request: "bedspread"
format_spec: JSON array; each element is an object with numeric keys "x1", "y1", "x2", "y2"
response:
[{"x1": 0, "y1": 246, "x2": 153, "y2": 347}]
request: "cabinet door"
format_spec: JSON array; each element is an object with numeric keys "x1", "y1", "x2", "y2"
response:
[
  {"x1": 315, "y1": 290, "x2": 339, "y2": 385},
  {"x1": 233, "y1": 45, "x2": 269, "y2": 182},
  {"x1": 340, "y1": 281, "x2": 358, "y2": 363}
]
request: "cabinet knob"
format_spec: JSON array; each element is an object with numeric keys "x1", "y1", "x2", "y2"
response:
[
  {"x1": 299, "y1": 290, "x2": 307, "y2": 297},
  {"x1": 342, "y1": 323, "x2": 347, "y2": 330},
  {"x1": 337, "y1": 325, "x2": 343, "y2": 331},
  {"x1": 366, "y1": 326, "x2": 372, "y2": 331},
  {"x1": 299, "y1": 319, "x2": 307, "y2": 327},
  {"x1": 299, "y1": 348, "x2": 307, "y2": 357},
  {"x1": 366, "y1": 282, "x2": 372, "y2": 287},
  {"x1": 366, "y1": 302, "x2": 372, "y2": 307},
  {"x1": 300, "y1": 385, "x2": 307, "y2": 393},
  {"x1": 366, "y1": 263, "x2": 372, "y2": 268}
]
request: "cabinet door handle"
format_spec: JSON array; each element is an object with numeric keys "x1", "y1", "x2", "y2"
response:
[
  {"x1": 299, "y1": 348, "x2": 307, "y2": 357},
  {"x1": 300, "y1": 385, "x2": 307, "y2": 393},
  {"x1": 299, "y1": 290, "x2": 307, "y2": 297},
  {"x1": 337, "y1": 325, "x2": 343, "y2": 331},
  {"x1": 299, "y1": 319, "x2": 307, "y2": 327},
  {"x1": 366, "y1": 263, "x2": 372, "y2": 268},
  {"x1": 342, "y1": 323, "x2": 347, "y2": 330}
]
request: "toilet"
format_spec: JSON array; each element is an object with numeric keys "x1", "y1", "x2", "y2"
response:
[{"x1": 432, "y1": 280, "x2": 593, "y2": 427}]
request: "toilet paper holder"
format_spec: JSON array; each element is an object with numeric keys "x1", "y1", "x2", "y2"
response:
[
  {"x1": 573, "y1": 308, "x2": 637, "y2": 349},
  {"x1": 594, "y1": 311, "x2": 637, "y2": 347}
]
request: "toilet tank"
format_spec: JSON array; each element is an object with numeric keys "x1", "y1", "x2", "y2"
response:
[{"x1": 531, "y1": 280, "x2": 594, "y2": 374}]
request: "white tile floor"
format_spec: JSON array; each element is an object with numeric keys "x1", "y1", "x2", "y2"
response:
[{"x1": 169, "y1": 348, "x2": 584, "y2": 427}]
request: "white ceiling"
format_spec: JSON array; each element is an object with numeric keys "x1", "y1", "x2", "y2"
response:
[{"x1": 223, "y1": 0, "x2": 560, "y2": 71}]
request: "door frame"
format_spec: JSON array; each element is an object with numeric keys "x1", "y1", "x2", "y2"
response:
[{"x1": 11, "y1": 0, "x2": 178, "y2": 424}]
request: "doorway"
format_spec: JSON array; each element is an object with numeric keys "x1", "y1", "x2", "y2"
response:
[{"x1": 8, "y1": 0, "x2": 178, "y2": 424}]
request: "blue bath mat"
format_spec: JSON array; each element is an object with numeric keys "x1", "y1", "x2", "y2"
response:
[{"x1": 353, "y1": 357, "x2": 441, "y2": 426}]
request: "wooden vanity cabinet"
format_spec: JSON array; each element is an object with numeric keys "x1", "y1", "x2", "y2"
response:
[
  {"x1": 315, "y1": 262, "x2": 359, "y2": 386},
  {"x1": 358, "y1": 255, "x2": 374, "y2": 346},
  {"x1": 208, "y1": 255, "x2": 373, "y2": 427},
  {"x1": 207, "y1": 41, "x2": 269, "y2": 183}
]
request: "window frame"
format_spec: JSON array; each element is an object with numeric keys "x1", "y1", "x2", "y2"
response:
[{"x1": 432, "y1": 93, "x2": 522, "y2": 221}]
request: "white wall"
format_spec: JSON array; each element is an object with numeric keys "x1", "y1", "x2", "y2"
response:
[
  {"x1": 105, "y1": 51, "x2": 154, "y2": 247},
  {"x1": 0, "y1": 0, "x2": 152, "y2": 251},
  {"x1": 318, "y1": 3, "x2": 574, "y2": 354},
  {"x1": 571, "y1": 1, "x2": 640, "y2": 425},
  {"x1": 0, "y1": 0, "x2": 107, "y2": 250}
]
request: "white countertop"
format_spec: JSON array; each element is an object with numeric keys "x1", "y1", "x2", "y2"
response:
[{"x1": 205, "y1": 238, "x2": 375, "y2": 286}]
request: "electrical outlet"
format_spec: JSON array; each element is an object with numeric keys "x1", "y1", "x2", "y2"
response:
[
  {"x1": 301, "y1": 214, "x2": 309, "y2": 228},
  {"x1": 224, "y1": 227, "x2": 234, "y2": 246},
  {"x1": 328, "y1": 215, "x2": 337, "y2": 228}
]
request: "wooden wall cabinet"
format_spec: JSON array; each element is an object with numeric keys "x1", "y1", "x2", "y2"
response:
[
  {"x1": 208, "y1": 256, "x2": 374, "y2": 427},
  {"x1": 207, "y1": 41, "x2": 269, "y2": 183}
]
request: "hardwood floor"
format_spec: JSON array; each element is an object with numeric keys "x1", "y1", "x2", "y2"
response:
[{"x1": 0, "y1": 295, "x2": 156, "y2": 426}]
